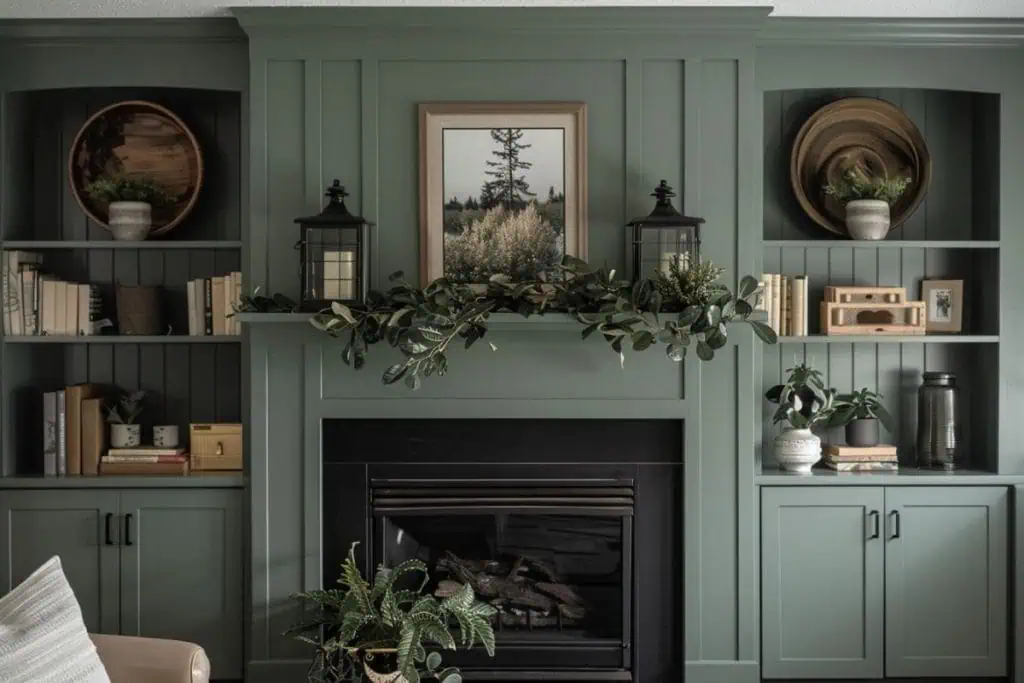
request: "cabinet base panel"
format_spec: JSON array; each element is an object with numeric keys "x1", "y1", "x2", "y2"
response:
[{"x1": 764, "y1": 678, "x2": 1005, "y2": 682}]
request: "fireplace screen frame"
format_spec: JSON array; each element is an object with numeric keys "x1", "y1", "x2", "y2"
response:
[{"x1": 369, "y1": 478, "x2": 635, "y2": 672}]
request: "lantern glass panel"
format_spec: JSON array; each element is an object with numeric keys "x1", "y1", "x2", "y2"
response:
[
  {"x1": 304, "y1": 225, "x2": 362, "y2": 303},
  {"x1": 636, "y1": 225, "x2": 698, "y2": 278}
]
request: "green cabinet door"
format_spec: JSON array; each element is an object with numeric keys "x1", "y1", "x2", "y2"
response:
[
  {"x1": 118, "y1": 489, "x2": 244, "y2": 680},
  {"x1": 0, "y1": 490, "x2": 120, "y2": 634},
  {"x1": 885, "y1": 486, "x2": 1008, "y2": 678},
  {"x1": 761, "y1": 486, "x2": 885, "y2": 679}
]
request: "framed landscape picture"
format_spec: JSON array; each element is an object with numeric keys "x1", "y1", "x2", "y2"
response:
[
  {"x1": 419, "y1": 102, "x2": 587, "y2": 285},
  {"x1": 921, "y1": 279, "x2": 964, "y2": 333}
]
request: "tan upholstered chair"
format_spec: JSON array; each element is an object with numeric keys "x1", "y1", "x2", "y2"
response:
[{"x1": 90, "y1": 634, "x2": 211, "y2": 683}]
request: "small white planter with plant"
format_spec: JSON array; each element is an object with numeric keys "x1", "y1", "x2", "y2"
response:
[
  {"x1": 106, "y1": 390, "x2": 146, "y2": 448},
  {"x1": 824, "y1": 171, "x2": 912, "y2": 241},
  {"x1": 85, "y1": 176, "x2": 177, "y2": 241},
  {"x1": 765, "y1": 364, "x2": 835, "y2": 473}
]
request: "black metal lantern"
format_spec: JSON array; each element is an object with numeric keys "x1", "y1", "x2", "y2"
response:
[
  {"x1": 295, "y1": 179, "x2": 373, "y2": 311},
  {"x1": 627, "y1": 180, "x2": 704, "y2": 282}
]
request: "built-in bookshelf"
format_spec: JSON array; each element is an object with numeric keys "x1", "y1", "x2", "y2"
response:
[
  {"x1": 760, "y1": 86, "x2": 1002, "y2": 474},
  {"x1": 0, "y1": 86, "x2": 244, "y2": 479}
]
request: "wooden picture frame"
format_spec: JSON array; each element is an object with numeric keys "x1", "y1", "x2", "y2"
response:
[
  {"x1": 418, "y1": 102, "x2": 587, "y2": 286},
  {"x1": 921, "y1": 279, "x2": 964, "y2": 333}
]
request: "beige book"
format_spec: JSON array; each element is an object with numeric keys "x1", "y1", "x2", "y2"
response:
[
  {"x1": 212, "y1": 276, "x2": 226, "y2": 335},
  {"x1": 40, "y1": 277, "x2": 57, "y2": 335},
  {"x1": 780, "y1": 277, "x2": 790, "y2": 336},
  {"x1": 824, "y1": 444, "x2": 898, "y2": 458},
  {"x1": 223, "y1": 273, "x2": 235, "y2": 335},
  {"x1": 64, "y1": 283, "x2": 78, "y2": 337},
  {"x1": 64, "y1": 384, "x2": 101, "y2": 476},
  {"x1": 76, "y1": 284, "x2": 90, "y2": 336},
  {"x1": 233, "y1": 272, "x2": 242, "y2": 335},
  {"x1": 54, "y1": 281, "x2": 67, "y2": 335},
  {"x1": 771, "y1": 274, "x2": 782, "y2": 334},
  {"x1": 791, "y1": 276, "x2": 806, "y2": 336},
  {"x1": 80, "y1": 397, "x2": 106, "y2": 476}
]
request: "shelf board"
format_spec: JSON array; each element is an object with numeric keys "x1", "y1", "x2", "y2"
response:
[
  {"x1": 1, "y1": 240, "x2": 243, "y2": 250},
  {"x1": 0, "y1": 474, "x2": 245, "y2": 489},
  {"x1": 3, "y1": 335, "x2": 241, "y2": 344},
  {"x1": 757, "y1": 466, "x2": 1016, "y2": 486},
  {"x1": 775, "y1": 335, "x2": 998, "y2": 344},
  {"x1": 763, "y1": 240, "x2": 999, "y2": 249}
]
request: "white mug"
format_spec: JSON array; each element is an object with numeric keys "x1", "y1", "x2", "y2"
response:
[{"x1": 153, "y1": 425, "x2": 179, "y2": 448}]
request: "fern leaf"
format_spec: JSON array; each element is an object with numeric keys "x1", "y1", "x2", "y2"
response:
[
  {"x1": 441, "y1": 583, "x2": 474, "y2": 613},
  {"x1": 414, "y1": 643, "x2": 427, "y2": 663},
  {"x1": 339, "y1": 612, "x2": 373, "y2": 644},
  {"x1": 380, "y1": 587, "x2": 401, "y2": 628},
  {"x1": 411, "y1": 596, "x2": 440, "y2": 616},
  {"x1": 371, "y1": 565, "x2": 393, "y2": 600},
  {"x1": 389, "y1": 557, "x2": 430, "y2": 592},
  {"x1": 391, "y1": 589, "x2": 419, "y2": 607},
  {"x1": 421, "y1": 622, "x2": 457, "y2": 651},
  {"x1": 397, "y1": 624, "x2": 419, "y2": 677},
  {"x1": 469, "y1": 615, "x2": 496, "y2": 656},
  {"x1": 451, "y1": 610, "x2": 474, "y2": 648}
]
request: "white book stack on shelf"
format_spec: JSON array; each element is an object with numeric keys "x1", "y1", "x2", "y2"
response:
[
  {"x1": 760, "y1": 273, "x2": 809, "y2": 336},
  {"x1": 187, "y1": 271, "x2": 243, "y2": 336}
]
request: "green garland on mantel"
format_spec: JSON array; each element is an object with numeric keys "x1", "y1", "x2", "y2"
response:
[{"x1": 238, "y1": 257, "x2": 777, "y2": 389}]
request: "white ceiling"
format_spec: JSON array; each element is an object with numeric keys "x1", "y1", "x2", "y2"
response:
[{"x1": 1, "y1": 0, "x2": 1022, "y2": 19}]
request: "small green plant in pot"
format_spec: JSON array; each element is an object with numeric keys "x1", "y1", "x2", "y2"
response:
[
  {"x1": 824, "y1": 170, "x2": 912, "y2": 241},
  {"x1": 765, "y1": 364, "x2": 836, "y2": 473},
  {"x1": 289, "y1": 542, "x2": 496, "y2": 683},
  {"x1": 84, "y1": 176, "x2": 177, "y2": 242},
  {"x1": 828, "y1": 388, "x2": 897, "y2": 447},
  {"x1": 105, "y1": 390, "x2": 145, "y2": 448}
]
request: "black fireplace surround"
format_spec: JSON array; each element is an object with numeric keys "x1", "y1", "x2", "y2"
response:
[{"x1": 322, "y1": 419, "x2": 682, "y2": 683}]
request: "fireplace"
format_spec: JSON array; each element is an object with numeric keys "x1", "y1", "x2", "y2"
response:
[{"x1": 323, "y1": 419, "x2": 682, "y2": 682}]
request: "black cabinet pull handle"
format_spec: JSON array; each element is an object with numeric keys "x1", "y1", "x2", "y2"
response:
[
  {"x1": 868, "y1": 510, "x2": 880, "y2": 540},
  {"x1": 890, "y1": 510, "x2": 901, "y2": 539},
  {"x1": 124, "y1": 513, "x2": 134, "y2": 547},
  {"x1": 104, "y1": 513, "x2": 115, "y2": 546}
]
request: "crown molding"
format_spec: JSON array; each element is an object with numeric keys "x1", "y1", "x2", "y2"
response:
[
  {"x1": 0, "y1": 18, "x2": 245, "y2": 42},
  {"x1": 759, "y1": 18, "x2": 1024, "y2": 47},
  {"x1": 233, "y1": 6, "x2": 772, "y2": 34}
]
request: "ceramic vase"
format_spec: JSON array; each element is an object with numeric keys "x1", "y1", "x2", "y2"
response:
[
  {"x1": 845, "y1": 418, "x2": 879, "y2": 447},
  {"x1": 110, "y1": 423, "x2": 141, "y2": 448},
  {"x1": 362, "y1": 650, "x2": 406, "y2": 683},
  {"x1": 774, "y1": 427, "x2": 821, "y2": 474},
  {"x1": 844, "y1": 199, "x2": 890, "y2": 240},
  {"x1": 108, "y1": 201, "x2": 152, "y2": 241}
]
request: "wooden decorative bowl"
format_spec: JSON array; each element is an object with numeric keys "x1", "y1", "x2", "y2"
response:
[
  {"x1": 68, "y1": 100, "x2": 204, "y2": 237},
  {"x1": 790, "y1": 97, "x2": 931, "y2": 237}
]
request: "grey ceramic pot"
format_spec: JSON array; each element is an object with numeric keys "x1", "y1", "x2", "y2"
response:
[{"x1": 845, "y1": 418, "x2": 880, "y2": 447}]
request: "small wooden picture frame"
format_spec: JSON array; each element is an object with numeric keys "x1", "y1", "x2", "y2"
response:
[{"x1": 921, "y1": 279, "x2": 963, "y2": 333}]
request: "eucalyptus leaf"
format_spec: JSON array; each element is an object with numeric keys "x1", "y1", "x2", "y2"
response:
[
  {"x1": 678, "y1": 306, "x2": 701, "y2": 328},
  {"x1": 631, "y1": 330, "x2": 655, "y2": 351},
  {"x1": 331, "y1": 301, "x2": 357, "y2": 324},
  {"x1": 696, "y1": 340, "x2": 714, "y2": 361},
  {"x1": 383, "y1": 364, "x2": 408, "y2": 385},
  {"x1": 748, "y1": 320, "x2": 778, "y2": 344},
  {"x1": 405, "y1": 372, "x2": 421, "y2": 390},
  {"x1": 666, "y1": 344, "x2": 686, "y2": 362},
  {"x1": 739, "y1": 274, "x2": 759, "y2": 299}
]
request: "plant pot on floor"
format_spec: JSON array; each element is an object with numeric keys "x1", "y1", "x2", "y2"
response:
[
  {"x1": 845, "y1": 418, "x2": 880, "y2": 447},
  {"x1": 774, "y1": 427, "x2": 822, "y2": 474},
  {"x1": 108, "y1": 201, "x2": 152, "y2": 241},
  {"x1": 844, "y1": 199, "x2": 890, "y2": 240},
  {"x1": 110, "y1": 424, "x2": 141, "y2": 448}
]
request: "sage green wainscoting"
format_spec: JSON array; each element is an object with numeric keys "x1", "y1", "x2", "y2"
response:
[{"x1": 237, "y1": 8, "x2": 763, "y2": 682}]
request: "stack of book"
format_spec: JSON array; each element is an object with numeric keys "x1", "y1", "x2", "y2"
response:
[
  {"x1": 186, "y1": 272, "x2": 242, "y2": 336},
  {"x1": 99, "y1": 447, "x2": 190, "y2": 476},
  {"x1": 3, "y1": 250, "x2": 104, "y2": 337},
  {"x1": 758, "y1": 273, "x2": 809, "y2": 336},
  {"x1": 42, "y1": 385, "x2": 106, "y2": 476},
  {"x1": 823, "y1": 444, "x2": 899, "y2": 472}
]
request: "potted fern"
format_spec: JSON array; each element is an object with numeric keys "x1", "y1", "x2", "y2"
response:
[
  {"x1": 828, "y1": 388, "x2": 897, "y2": 447},
  {"x1": 765, "y1": 364, "x2": 836, "y2": 473},
  {"x1": 824, "y1": 170, "x2": 912, "y2": 241},
  {"x1": 289, "y1": 542, "x2": 496, "y2": 683},
  {"x1": 84, "y1": 176, "x2": 177, "y2": 241}
]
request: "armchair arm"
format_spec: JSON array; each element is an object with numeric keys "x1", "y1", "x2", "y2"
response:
[{"x1": 89, "y1": 634, "x2": 210, "y2": 683}]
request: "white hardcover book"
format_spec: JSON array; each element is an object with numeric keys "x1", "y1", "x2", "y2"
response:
[
  {"x1": 20, "y1": 269, "x2": 37, "y2": 335},
  {"x1": 801, "y1": 276, "x2": 809, "y2": 336},
  {"x1": 763, "y1": 275, "x2": 773, "y2": 331},
  {"x1": 187, "y1": 280, "x2": 197, "y2": 336},
  {"x1": 77, "y1": 284, "x2": 90, "y2": 336},
  {"x1": 39, "y1": 277, "x2": 56, "y2": 335},
  {"x1": 54, "y1": 281, "x2": 67, "y2": 336},
  {"x1": 4, "y1": 251, "x2": 42, "y2": 335},
  {"x1": 771, "y1": 274, "x2": 782, "y2": 334},
  {"x1": 65, "y1": 282, "x2": 78, "y2": 336},
  {"x1": 233, "y1": 271, "x2": 242, "y2": 335}
]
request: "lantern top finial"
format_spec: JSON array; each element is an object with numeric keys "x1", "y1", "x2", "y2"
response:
[
  {"x1": 294, "y1": 178, "x2": 374, "y2": 226},
  {"x1": 626, "y1": 180, "x2": 705, "y2": 227}
]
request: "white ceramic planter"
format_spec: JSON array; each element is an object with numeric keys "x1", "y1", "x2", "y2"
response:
[
  {"x1": 108, "y1": 201, "x2": 152, "y2": 241},
  {"x1": 774, "y1": 427, "x2": 822, "y2": 474},
  {"x1": 110, "y1": 424, "x2": 141, "y2": 448},
  {"x1": 844, "y1": 199, "x2": 890, "y2": 240}
]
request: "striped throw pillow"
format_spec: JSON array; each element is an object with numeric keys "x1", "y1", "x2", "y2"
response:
[{"x1": 0, "y1": 556, "x2": 110, "y2": 683}]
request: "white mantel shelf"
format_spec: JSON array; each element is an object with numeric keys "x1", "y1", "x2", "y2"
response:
[
  {"x1": 239, "y1": 311, "x2": 590, "y2": 331},
  {"x1": 758, "y1": 466, "x2": 1024, "y2": 485}
]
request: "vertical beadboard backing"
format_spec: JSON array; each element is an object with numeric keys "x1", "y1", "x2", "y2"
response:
[
  {"x1": 763, "y1": 87, "x2": 1001, "y2": 242},
  {"x1": 760, "y1": 244, "x2": 997, "y2": 470},
  {"x1": 4, "y1": 87, "x2": 242, "y2": 242},
  {"x1": 2, "y1": 343, "x2": 241, "y2": 476}
]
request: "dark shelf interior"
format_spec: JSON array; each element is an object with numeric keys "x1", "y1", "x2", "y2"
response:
[
  {"x1": 2, "y1": 86, "x2": 242, "y2": 242},
  {"x1": 763, "y1": 87, "x2": 1000, "y2": 242}
]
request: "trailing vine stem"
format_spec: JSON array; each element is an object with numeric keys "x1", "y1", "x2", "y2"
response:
[{"x1": 302, "y1": 256, "x2": 776, "y2": 389}]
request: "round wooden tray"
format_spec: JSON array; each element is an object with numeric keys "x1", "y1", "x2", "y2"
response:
[
  {"x1": 790, "y1": 97, "x2": 931, "y2": 237},
  {"x1": 68, "y1": 100, "x2": 204, "y2": 237}
]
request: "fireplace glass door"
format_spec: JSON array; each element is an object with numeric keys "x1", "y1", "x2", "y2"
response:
[{"x1": 371, "y1": 479, "x2": 633, "y2": 671}]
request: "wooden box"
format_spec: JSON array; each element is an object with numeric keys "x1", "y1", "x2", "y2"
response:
[
  {"x1": 189, "y1": 423, "x2": 243, "y2": 471},
  {"x1": 824, "y1": 286, "x2": 907, "y2": 305},
  {"x1": 821, "y1": 301, "x2": 926, "y2": 335}
]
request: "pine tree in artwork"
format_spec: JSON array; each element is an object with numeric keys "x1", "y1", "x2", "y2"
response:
[
  {"x1": 478, "y1": 182, "x2": 499, "y2": 210},
  {"x1": 464, "y1": 196, "x2": 480, "y2": 211},
  {"x1": 547, "y1": 185, "x2": 556, "y2": 203},
  {"x1": 484, "y1": 128, "x2": 535, "y2": 210}
]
